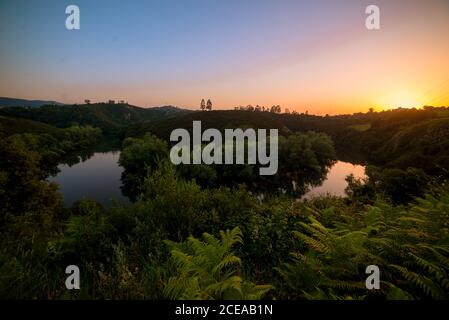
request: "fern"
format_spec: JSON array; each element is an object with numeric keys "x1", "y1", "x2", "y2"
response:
[
  {"x1": 163, "y1": 227, "x2": 272, "y2": 300},
  {"x1": 389, "y1": 264, "x2": 447, "y2": 299}
]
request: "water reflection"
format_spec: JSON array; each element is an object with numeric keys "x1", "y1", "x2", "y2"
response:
[
  {"x1": 48, "y1": 150, "x2": 129, "y2": 208},
  {"x1": 302, "y1": 161, "x2": 366, "y2": 199},
  {"x1": 49, "y1": 147, "x2": 365, "y2": 208}
]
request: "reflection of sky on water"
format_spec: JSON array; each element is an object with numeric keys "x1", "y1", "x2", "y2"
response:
[
  {"x1": 49, "y1": 151, "x2": 365, "y2": 207},
  {"x1": 48, "y1": 151, "x2": 129, "y2": 208},
  {"x1": 303, "y1": 161, "x2": 366, "y2": 198},
  {"x1": 303, "y1": 161, "x2": 366, "y2": 199}
]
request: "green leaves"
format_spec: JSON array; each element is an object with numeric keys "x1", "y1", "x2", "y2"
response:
[
  {"x1": 278, "y1": 188, "x2": 449, "y2": 300},
  {"x1": 163, "y1": 227, "x2": 272, "y2": 300}
]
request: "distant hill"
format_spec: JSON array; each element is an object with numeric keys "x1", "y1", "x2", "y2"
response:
[
  {"x1": 376, "y1": 117, "x2": 449, "y2": 172},
  {"x1": 0, "y1": 115, "x2": 64, "y2": 136},
  {"x1": 3, "y1": 100, "x2": 449, "y2": 174},
  {"x1": 124, "y1": 107, "x2": 449, "y2": 174},
  {"x1": 0, "y1": 103, "x2": 191, "y2": 135},
  {"x1": 0, "y1": 97, "x2": 65, "y2": 108},
  {"x1": 126, "y1": 110, "x2": 291, "y2": 139}
]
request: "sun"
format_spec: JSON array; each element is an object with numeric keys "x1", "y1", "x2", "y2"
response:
[{"x1": 378, "y1": 91, "x2": 425, "y2": 110}]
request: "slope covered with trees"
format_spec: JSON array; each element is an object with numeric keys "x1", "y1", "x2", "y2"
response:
[
  {"x1": 0, "y1": 104, "x2": 448, "y2": 300},
  {"x1": 0, "y1": 97, "x2": 65, "y2": 108},
  {"x1": 0, "y1": 103, "x2": 190, "y2": 136},
  {"x1": 122, "y1": 106, "x2": 449, "y2": 174},
  {"x1": 125, "y1": 110, "x2": 291, "y2": 139}
]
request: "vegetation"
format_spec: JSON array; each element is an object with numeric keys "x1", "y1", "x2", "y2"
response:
[
  {"x1": 119, "y1": 131, "x2": 336, "y2": 197},
  {"x1": 278, "y1": 190, "x2": 449, "y2": 300},
  {"x1": 164, "y1": 227, "x2": 272, "y2": 300},
  {"x1": 0, "y1": 103, "x2": 189, "y2": 136},
  {"x1": 0, "y1": 123, "x2": 102, "y2": 176},
  {"x1": 0, "y1": 104, "x2": 448, "y2": 300}
]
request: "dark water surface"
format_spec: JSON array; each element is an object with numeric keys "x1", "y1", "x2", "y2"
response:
[
  {"x1": 49, "y1": 149, "x2": 366, "y2": 208},
  {"x1": 48, "y1": 150, "x2": 128, "y2": 208}
]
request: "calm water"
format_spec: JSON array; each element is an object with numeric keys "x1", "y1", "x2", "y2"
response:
[
  {"x1": 49, "y1": 150, "x2": 366, "y2": 207},
  {"x1": 302, "y1": 161, "x2": 366, "y2": 199},
  {"x1": 48, "y1": 151, "x2": 128, "y2": 208}
]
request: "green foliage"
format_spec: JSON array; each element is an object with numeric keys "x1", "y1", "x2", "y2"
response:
[
  {"x1": 277, "y1": 191, "x2": 449, "y2": 300},
  {"x1": 0, "y1": 122, "x2": 102, "y2": 176},
  {"x1": 164, "y1": 227, "x2": 272, "y2": 300},
  {"x1": 120, "y1": 134, "x2": 169, "y2": 172},
  {"x1": 119, "y1": 133, "x2": 169, "y2": 199},
  {"x1": 120, "y1": 129, "x2": 336, "y2": 197},
  {"x1": 1, "y1": 106, "x2": 449, "y2": 300},
  {"x1": 126, "y1": 109, "x2": 290, "y2": 140},
  {"x1": 139, "y1": 161, "x2": 215, "y2": 239},
  {"x1": 0, "y1": 137, "x2": 63, "y2": 237},
  {"x1": 0, "y1": 115, "x2": 63, "y2": 136},
  {"x1": 377, "y1": 118, "x2": 449, "y2": 173},
  {"x1": 60, "y1": 200, "x2": 114, "y2": 265},
  {"x1": 0, "y1": 104, "x2": 189, "y2": 136},
  {"x1": 346, "y1": 166, "x2": 430, "y2": 204},
  {"x1": 279, "y1": 131, "x2": 336, "y2": 173},
  {"x1": 348, "y1": 124, "x2": 371, "y2": 132}
]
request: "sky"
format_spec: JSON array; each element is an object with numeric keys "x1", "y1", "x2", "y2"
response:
[{"x1": 1, "y1": 0, "x2": 449, "y2": 114}]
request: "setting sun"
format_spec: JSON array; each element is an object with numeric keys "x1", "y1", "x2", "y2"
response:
[{"x1": 377, "y1": 91, "x2": 426, "y2": 110}]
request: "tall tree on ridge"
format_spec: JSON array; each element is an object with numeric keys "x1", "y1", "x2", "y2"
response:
[
  {"x1": 200, "y1": 99, "x2": 206, "y2": 111},
  {"x1": 206, "y1": 99, "x2": 212, "y2": 111}
]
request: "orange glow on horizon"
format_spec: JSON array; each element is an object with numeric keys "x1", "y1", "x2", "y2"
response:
[
  {"x1": 373, "y1": 91, "x2": 426, "y2": 111},
  {"x1": 1, "y1": 1, "x2": 448, "y2": 116}
]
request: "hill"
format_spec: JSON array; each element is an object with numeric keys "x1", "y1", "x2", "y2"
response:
[
  {"x1": 0, "y1": 103, "x2": 191, "y2": 135},
  {"x1": 0, "y1": 97, "x2": 65, "y2": 108},
  {"x1": 3, "y1": 101, "x2": 449, "y2": 174},
  {"x1": 0, "y1": 115, "x2": 63, "y2": 136},
  {"x1": 126, "y1": 107, "x2": 449, "y2": 174},
  {"x1": 376, "y1": 117, "x2": 449, "y2": 173},
  {"x1": 125, "y1": 110, "x2": 291, "y2": 139}
]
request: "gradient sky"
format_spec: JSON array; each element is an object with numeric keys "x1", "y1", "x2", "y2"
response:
[{"x1": 1, "y1": 0, "x2": 449, "y2": 114}]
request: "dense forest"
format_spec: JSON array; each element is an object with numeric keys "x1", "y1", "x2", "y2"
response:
[{"x1": 0, "y1": 103, "x2": 448, "y2": 300}]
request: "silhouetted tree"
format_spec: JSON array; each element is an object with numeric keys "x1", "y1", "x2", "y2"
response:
[
  {"x1": 270, "y1": 105, "x2": 281, "y2": 113},
  {"x1": 201, "y1": 99, "x2": 206, "y2": 111},
  {"x1": 206, "y1": 99, "x2": 212, "y2": 111}
]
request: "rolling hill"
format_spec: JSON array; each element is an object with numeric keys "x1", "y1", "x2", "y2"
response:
[
  {"x1": 0, "y1": 97, "x2": 65, "y2": 108},
  {"x1": 0, "y1": 115, "x2": 64, "y2": 136},
  {"x1": 3, "y1": 99, "x2": 449, "y2": 174},
  {"x1": 125, "y1": 110, "x2": 291, "y2": 139},
  {"x1": 0, "y1": 103, "x2": 191, "y2": 135}
]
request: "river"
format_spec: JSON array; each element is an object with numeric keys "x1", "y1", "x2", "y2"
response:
[{"x1": 49, "y1": 150, "x2": 366, "y2": 208}]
